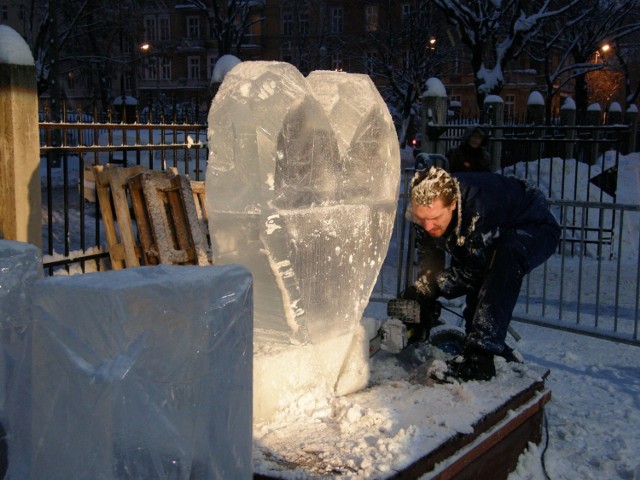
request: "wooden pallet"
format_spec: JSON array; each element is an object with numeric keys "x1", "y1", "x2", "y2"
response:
[{"x1": 93, "y1": 165, "x2": 211, "y2": 269}]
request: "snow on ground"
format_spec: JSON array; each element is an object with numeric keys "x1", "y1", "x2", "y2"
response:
[
  {"x1": 39, "y1": 144, "x2": 640, "y2": 478},
  {"x1": 254, "y1": 305, "x2": 640, "y2": 480}
]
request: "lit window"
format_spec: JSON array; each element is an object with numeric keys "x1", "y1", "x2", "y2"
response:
[{"x1": 365, "y1": 5, "x2": 378, "y2": 32}]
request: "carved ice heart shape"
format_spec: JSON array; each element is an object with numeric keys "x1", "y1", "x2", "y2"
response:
[{"x1": 207, "y1": 62, "x2": 400, "y2": 419}]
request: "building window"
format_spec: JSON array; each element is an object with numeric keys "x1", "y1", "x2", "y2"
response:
[
  {"x1": 505, "y1": 94, "x2": 516, "y2": 120},
  {"x1": 160, "y1": 58, "x2": 172, "y2": 80},
  {"x1": 365, "y1": 5, "x2": 378, "y2": 32},
  {"x1": 188, "y1": 56, "x2": 201, "y2": 80},
  {"x1": 124, "y1": 73, "x2": 132, "y2": 91},
  {"x1": 19, "y1": 4, "x2": 26, "y2": 21},
  {"x1": 187, "y1": 16, "x2": 200, "y2": 39},
  {"x1": 330, "y1": 7, "x2": 343, "y2": 34},
  {"x1": 280, "y1": 42, "x2": 293, "y2": 63},
  {"x1": 158, "y1": 16, "x2": 170, "y2": 41},
  {"x1": 299, "y1": 10, "x2": 310, "y2": 35},
  {"x1": 144, "y1": 58, "x2": 158, "y2": 80},
  {"x1": 282, "y1": 11, "x2": 293, "y2": 35},
  {"x1": 331, "y1": 53, "x2": 343, "y2": 71},
  {"x1": 144, "y1": 16, "x2": 157, "y2": 41},
  {"x1": 1, "y1": 5, "x2": 8, "y2": 21}
]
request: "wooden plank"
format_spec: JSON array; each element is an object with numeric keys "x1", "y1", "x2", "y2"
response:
[
  {"x1": 127, "y1": 174, "x2": 158, "y2": 265},
  {"x1": 93, "y1": 165, "x2": 145, "y2": 270}
]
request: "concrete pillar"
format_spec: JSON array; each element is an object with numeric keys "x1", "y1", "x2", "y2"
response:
[
  {"x1": 625, "y1": 104, "x2": 638, "y2": 154},
  {"x1": 0, "y1": 26, "x2": 42, "y2": 248},
  {"x1": 560, "y1": 97, "x2": 577, "y2": 160},
  {"x1": 483, "y1": 95, "x2": 504, "y2": 171},
  {"x1": 421, "y1": 77, "x2": 448, "y2": 155}
]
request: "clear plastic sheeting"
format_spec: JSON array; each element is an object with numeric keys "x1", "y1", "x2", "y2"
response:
[
  {"x1": 0, "y1": 240, "x2": 42, "y2": 477},
  {"x1": 14, "y1": 265, "x2": 253, "y2": 480},
  {"x1": 207, "y1": 62, "x2": 399, "y2": 419}
]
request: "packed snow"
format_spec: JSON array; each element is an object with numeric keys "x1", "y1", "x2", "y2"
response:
[
  {"x1": 527, "y1": 91, "x2": 545, "y2": 106},
  {"x1": 422, "y1": 78, "x2": 447, "y2": 98}
]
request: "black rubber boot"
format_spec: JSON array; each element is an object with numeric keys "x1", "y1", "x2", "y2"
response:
[{"x1": 447, "y1": 346, "x2": 496, "y2": 381}]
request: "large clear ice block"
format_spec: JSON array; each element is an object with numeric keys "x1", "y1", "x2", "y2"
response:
[
  {"x1": 207, "y1": 62, "x2": 399, "y2": 420},
  {"x1": 23, "y1": 265, "x2": 253, "y2": 480}
]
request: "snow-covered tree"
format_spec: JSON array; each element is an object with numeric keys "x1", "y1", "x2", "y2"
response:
[
  {"x1": 367, "y1": 1, "x2": 454, "y2": 145},
  {"x1": 432, "y1": 0, "x2": 579, "y2": 108},
  {"x1": 558, "y1": 0, "x2": 640, "y2": 113},
  {"x1": 184, "y1": 0, "x2": 265, "y2": 58}
]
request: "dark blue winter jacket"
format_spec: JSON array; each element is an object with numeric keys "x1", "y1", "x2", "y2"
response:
[{"x1": 419, "y1": 172, "x2": 560, "y2": 298}]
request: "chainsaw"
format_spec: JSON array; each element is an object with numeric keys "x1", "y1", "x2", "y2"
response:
[{"x1": 368, "y1": 298, "x2": 442, "y2": 356}]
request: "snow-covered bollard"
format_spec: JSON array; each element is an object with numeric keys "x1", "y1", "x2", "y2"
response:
[
  {"x1": 23, "y1": 265, "x2": 253, "y2": 480},
  {"x1": 483, "y1": 94, "x2": 504, "y2": 171},
  {"x1": 526, "y1": 91, "x2": 545, "y2": 125},
  {"x1": 560, "y1": 97, "x2": 577, "y2": 160},
  {"x1": 421, "y1": 77, "x2": 448, "y2": 154},
  {"x1": 607, "y1": 101, "x2": 623, "y2": 125},
  {"x1": 0, "y1": 240, "x2": 42, "y2": 477},
  {"x1": 586, "y1": 103, "x2": 603, "y2": 165},
  {"x1": 0, "y1": 26, "x2": 41, "y2": 247},
  {"x1": 625, "y1": 104, "x2": 638, "y2": 154}
]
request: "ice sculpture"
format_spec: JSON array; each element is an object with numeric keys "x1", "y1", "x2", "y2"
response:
[
  {"x1": 22, "y1": 265, "x2": 253, "y2": 480},
  {"x1": 0, "y1": 241, "x2": 41, "y2": 477},
  {"x1": 207, "y1": 62, "x2": 400, "y2": 420}
]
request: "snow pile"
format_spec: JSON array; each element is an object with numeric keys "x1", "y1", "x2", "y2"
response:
[
  {"x1": 211, "y1": 54, "x2": 241, "y2": 84},
  {"x1": 422, "y1": 77, "x2": 447, "y2": 98},
  {"x1": 527, "y1": 91, "x2": 544, "y2": 106}
]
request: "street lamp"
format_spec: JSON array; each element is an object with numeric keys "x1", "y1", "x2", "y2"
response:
[{"x1": 601, "y1": 43, "x2": 611, "y2": 53}]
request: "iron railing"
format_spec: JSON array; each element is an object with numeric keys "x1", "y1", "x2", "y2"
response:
[
  {"x1": 370, "y1": 167, "x2": 640, "y2": 346},
  {"x1": 39, "y1": 106, "x2": 208, "y2": 274}
]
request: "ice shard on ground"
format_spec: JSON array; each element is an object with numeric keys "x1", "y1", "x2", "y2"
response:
[{"x1": 207, "y1": 62, "x2": 400, "y2": 420}]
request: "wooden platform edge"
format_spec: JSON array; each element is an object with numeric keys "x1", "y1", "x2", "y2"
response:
[{"x1": 426, "y1": 389, "x2": 552, "y2": 480}]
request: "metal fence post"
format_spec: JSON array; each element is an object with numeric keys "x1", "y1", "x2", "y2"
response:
[{"x1": 0, "y1": 26, "x2": 42, "y2": 247}]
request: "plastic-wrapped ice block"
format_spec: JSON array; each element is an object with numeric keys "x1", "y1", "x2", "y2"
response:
[
  {"x1": 20, "y1": 265, "x2": 252, "y2": 480},
  {"x1": 207, "y1": 62, "x2": 400, "y2": 420},
  {"x1": 0, "y1": 241, "x2": 42, "y2": 477}
]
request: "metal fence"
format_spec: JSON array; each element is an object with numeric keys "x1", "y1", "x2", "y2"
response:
[
  {"x1": 38, "y1": 113, "x2": 640, "y2": 345},
  {"x1": 39, "y1": 106, "x2": 208, "y2": 274}
]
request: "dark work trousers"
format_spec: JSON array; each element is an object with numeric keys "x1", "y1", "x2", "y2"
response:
[{"x1": 461, "y1": 224, "x2": 560, "y2": 354}]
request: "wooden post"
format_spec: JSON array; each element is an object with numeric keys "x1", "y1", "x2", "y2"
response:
[
  {"x1": 560, "y1": 98, "x2": 577, "y2": 160},
  {"x1": 0, "y1": 26, "x2": 42, "y2": 248},
  {"x1": 421, "y1": 78, "x2": 448, "y2": 155},
  {"x1": 625, "y1": 105, "x2": 638, "y2": 154},
  {"x1": 483, "y1": 95, "x2": 503, "y2": 171}
]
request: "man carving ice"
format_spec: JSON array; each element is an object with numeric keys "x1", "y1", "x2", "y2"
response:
[{"x1": 402, "y1": 167, "x2": 560, "y2": 381}]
